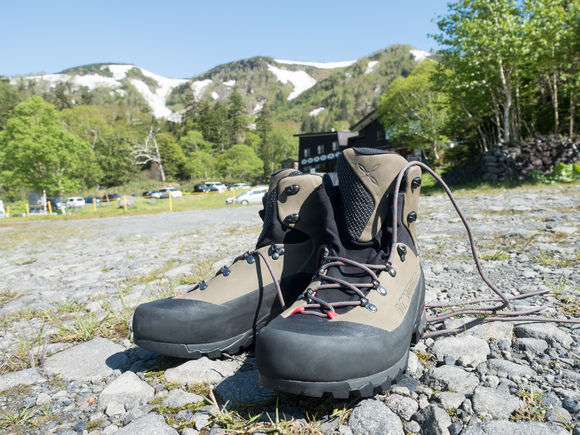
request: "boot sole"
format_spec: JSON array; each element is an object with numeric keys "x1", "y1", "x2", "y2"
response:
[
  {"x1": 259, "y1": 310, "x2": 427, "y2": 399},
  {"x1": 133, "y1": 316, "x2": 271, "y2": 359}
]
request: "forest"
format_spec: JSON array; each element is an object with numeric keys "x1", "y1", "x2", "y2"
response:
[{"x1": 0, "y1": 0, "x2": 578, "y2": 202}]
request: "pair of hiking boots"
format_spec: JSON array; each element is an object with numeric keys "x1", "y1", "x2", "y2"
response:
[{"x1": 132, "y1": 147, "x2": 426, "y2": 399}]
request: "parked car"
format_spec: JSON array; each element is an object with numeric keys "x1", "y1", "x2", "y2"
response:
[
  {"x1": 142, "y1": 190, "x2": 161, "y2": 198},
  {"x1": 193, "y1": 184, "x2": 211, "y2": 193},
  {"x1": 159, "y1": 187, "x2": 183, "y2": 198},
  {"x1": 84, "y1": 196, "x2": 101, "y2": 204},
  {"x1": 204, "y1": 181, "x2": 227, "y2": 193},
  {"x1": 232, "y1": 183, "x2": 250, "y2": 189},
  {"x1": 65, "y1": 197, "x2": 86, "y2": 208},
  {"x1": 102, "y1": 193, "x2": 121, "y2": 202},
  {"x1": 46, "y1": 197, "x2": 64, "y2": 211},
  {"x1": 225, "y1": 187, "x2": 268, "y2": 205}
]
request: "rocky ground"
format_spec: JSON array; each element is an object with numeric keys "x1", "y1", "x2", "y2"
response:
[{"x1": 0, "y1": 183, "x2": 579, "y2": 435}]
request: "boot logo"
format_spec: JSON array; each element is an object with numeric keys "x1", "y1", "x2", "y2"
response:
[
  {"x1": 357, "y1": 163, "x2": 380, "y2": 186},
  {"x1": 395, "y1": 272, "x2": 418, "y2": 317}
]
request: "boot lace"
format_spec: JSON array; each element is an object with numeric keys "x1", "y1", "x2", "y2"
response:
[
  {"x1": 291, "y1": 247, "x2": 389, "y2": 318},
  {"x1": 177, "y1": 245, "x2": 288, "y2": 308}
]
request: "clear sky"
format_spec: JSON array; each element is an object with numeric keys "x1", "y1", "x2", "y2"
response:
[{"x1": 1, "y1": 0, "x2": 451, "y2": 79}]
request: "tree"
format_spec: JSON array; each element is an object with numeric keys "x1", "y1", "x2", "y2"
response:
[
  {"x1": 0, "y1": 96, "x2": 100, "y2": 198},
  {"x1": 130, "y1": 126, "x2": 167, "y2": 181},
  {"x1": 378, "y1": 61, "x2": 449, "y2": 161},
  {"x1": 221, "y1": 145, "x2": 263, "y2": 181},
  {"x1": 433, "y1": 0, "x2": 529, "y2": 142},
  {"x1": 0, "y1": 79, "x2": 21, "y2": 130},
  {"x1": 227, "y1": 86, "x2": 246, "y2": 146}
]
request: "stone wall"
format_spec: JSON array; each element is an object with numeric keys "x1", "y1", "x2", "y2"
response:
[{"x1": 444, "y1": 136, "x2": 579, "y2": 185}]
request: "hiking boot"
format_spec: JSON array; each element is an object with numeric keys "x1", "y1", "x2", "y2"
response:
[
  {"x1": 132, "y1": 169, "x2": 326, "y2": 359},
  {"x1": 256, "y1": 148, "x2": 426, "y2": 398}
]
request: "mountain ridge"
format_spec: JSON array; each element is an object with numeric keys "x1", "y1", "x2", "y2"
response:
[{"x1": 7, "y1": 45, "x2": 432, "y2": 129}]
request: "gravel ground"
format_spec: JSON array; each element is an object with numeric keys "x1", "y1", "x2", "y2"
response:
[{"x1": 0, "y1": 183, "x2": 579, "y2": 435}]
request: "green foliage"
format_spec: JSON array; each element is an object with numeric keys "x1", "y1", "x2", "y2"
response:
[
  {"x1": 220, "y1": 145, "x2": 263, "y2": 181},
  {"x1": 378, "y1": 61, "x2": 449, "y2": 161},
  {"x1": 529, "y1": 163, "x2": 580, "y2": 184},
  {"x1": 0, "y1": 96, "x2": 101, "y2": 199}
]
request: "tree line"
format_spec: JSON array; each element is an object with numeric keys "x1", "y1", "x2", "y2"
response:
[
  {"x1": 0, "y1": 80, "x2": 298, "y2": 201},
  {"x1": 378, "y1": 0, "x2": 580, "y2": 163}
]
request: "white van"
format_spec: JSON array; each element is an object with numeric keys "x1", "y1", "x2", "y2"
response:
[
  {"x1": 65, "y1": 197, "x2": 86, "y2": 208},
  {"x1": 204, "y1": 181, "x2": 227, "y2": 192}
]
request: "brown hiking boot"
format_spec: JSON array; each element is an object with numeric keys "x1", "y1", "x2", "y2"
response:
[
  {"x1": 256, "y1": 148, "x2": 426, "y2": 398},
  {"x1": 132, "y1": 169, "x2": 326, "y2": 359}
]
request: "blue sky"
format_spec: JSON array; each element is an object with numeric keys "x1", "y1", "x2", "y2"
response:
[{"x1": 1, "y1": 0, "x2": 450, "y2": 79}]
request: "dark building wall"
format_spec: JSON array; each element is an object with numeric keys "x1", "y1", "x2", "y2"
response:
[{"x1": 298, "y1": 133, "x2": 341, "y2": 173}]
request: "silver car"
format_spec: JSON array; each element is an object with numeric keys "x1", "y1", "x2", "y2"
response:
[{"x1": 225, "y1": 187, "x2": 268, "y2": 205}]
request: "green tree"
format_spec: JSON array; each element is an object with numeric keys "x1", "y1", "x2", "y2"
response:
[
  {"x1": 221, "y1": 145, "x2": 263, "y2": 181},
  {"x1": 183, "y1": 150, "x2": 217, "y2": 180},
  {"x1": 378, "y1": 61, "x2": 449, "y2": 161},
  {"x1": 433, "y1": 0, "x2": 529, "y2": 142},
  {"x1": 54, "y1": 82, "x2": 73, "y2": 110},
  {"x1": 0, "y1": 96, "x2": 101, "y2": 198},
  {"x1": 227, "y1": 86, "x2": 246, "y2": 146},
  {"x1": 0, "y1": 79, "x2": 21, "y2": 130}
]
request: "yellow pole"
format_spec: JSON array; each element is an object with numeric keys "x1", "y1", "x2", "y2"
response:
[
  {"x1": 169, "y1": 192, "x2": 173, "y2": 211},
  {"x1": 93, "y1": 198, "x2": 96, "y2": 212},
  {"x1": 25, "y1": 204, "x2": 29, "y2": 217},
  {"x1": 48, "y1": 201, "x2": 52, "y2": 214},
  {"x1": 232, "y1": 187, "x2": 236, "y2": 204},
  {"x1": 6, "y1": 206, "x2": 9, "y2": 218},
  {"x1": 123, "y1": 196, "x2": 127, "y2": 212}
]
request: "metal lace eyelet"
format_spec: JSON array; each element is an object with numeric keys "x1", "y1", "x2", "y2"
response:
[
  {"x1": 284, "y1": 184, "x2": 300, "y2": 195},
  {"x1": 220, "y1": 266, "x2": 231, "y2": 277},
  {"x1": 199, "y1": 281, "x2": 208, "y2": 290},
  {"x1": 388, "y1": 266, "x2": 397, "y2": 277},
  {"x1": 397, "y1": 245, "x2": 407, "y2": 262},
  {"x1": 245, "y1": 254, "x2": 255, "y2": 264},
  {"x1": 376, "y1": 285, "x2": 387, "y2": 296},
  {"x1": 411, "y1": 177, "x2": 422, "y2": 189}
]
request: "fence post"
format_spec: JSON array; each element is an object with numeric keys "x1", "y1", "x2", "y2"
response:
[
  {"x1": 123, "y1": 196, "x2": 127, "y2": 212},
  {"x1": 93, "y1": 198, "x2": 96, "y2": 212},
  {"x1": 25, "y1": 204, "x2": 29, "y2": 217},
  {"x1": 169, "y1": 192, "x2": 173, "y2": 211},
  {"x1": 232, "y1": 187, "x2": 236, "y2": 204},
  {"x1": 48, "y1": 201, "x2": 52, "y2": 214},
  {"x1": 6, "y1": 206, "x2": 9, "y2": 218}
]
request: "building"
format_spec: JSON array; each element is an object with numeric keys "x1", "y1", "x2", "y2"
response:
[{"x1": 296, "y1": 109, "x2": 425, "y2": 173}]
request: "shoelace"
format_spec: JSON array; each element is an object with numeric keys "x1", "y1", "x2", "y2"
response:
[
  {"x1": 290, "y1": 247, "x2": 389, "y2": 318},
  {"x1": 391, "y1": 161, "x2": 580, "y2": 338},
  {"x1": 177, "y1": 247, "x2": 287, "y2": 308},
  {"x1": 293, "y1": 161, "x2": 580, "y2": 336}
]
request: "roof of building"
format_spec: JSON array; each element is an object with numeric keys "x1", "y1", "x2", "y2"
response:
[{"x1": 349, "y1": 109, "x2": 378, "y2": 132}]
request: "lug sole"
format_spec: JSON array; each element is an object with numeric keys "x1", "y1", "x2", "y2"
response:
[
  {"x1": 259, "y1": 309, "x2": 428, "y2": 399},
  {"x1": 133, "y1": 316, "x2": 272, "y2": 359}
]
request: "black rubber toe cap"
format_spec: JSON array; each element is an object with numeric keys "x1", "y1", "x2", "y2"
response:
[{"x1": 256, "y1": 314, "x2": 411, "y2": 383}]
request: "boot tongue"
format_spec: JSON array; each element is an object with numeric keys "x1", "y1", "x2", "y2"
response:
[{"x1": 337, "y1": 148, "x2": 408, "y2": 243}]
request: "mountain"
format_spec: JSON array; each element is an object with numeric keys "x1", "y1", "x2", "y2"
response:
[{"x1": 8, "y1": 45, "x2": 431, "y2": 130}]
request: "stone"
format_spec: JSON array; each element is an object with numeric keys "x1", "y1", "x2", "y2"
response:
[
  {"x1": 515, "y1": 338, "x2": 549, "y2": 353},
  {"x1": 348, "y1": 399, "x2": 404, "y2": 435},
  {"x1": 119, "y1": 196, "x2": 136, "y2": 209},
  {"x1": 0, "y1": 368, "x2": 46, "y2": 392},
  {"x1": 43, "y1": 337, "x2": 130, "y2": 382},
  {"x1": 413, "y1": 404, "x2": 452, "y2": 435},
  {"x1": 421, "y1": 366, "x2": 479, "y2": 394},
  {"x1": 115, "y1": 414, "x2": 178, "y2": 434},
  {"x1": 214, "y1": 370, "x2": 275, "y2": 406},
  {"x1": 382, "y1": 393, "x2": 419, "y2": 421},
  {"x1": 484, "y1": 359, "x2": 536, "y2": 379},
  {"x1": 431, "y1": 336, "x2": 490, "y2": 368},
  {"x1": 461, "y1": 420, "x2": 570, "y2": 435},
  {"x1": 432, "y1": 392, "x2": 465, "y2": 411},
  {"x1": 98, "y1": 371, "x2": 155, "y2": 410},
  {"x1": 164, "y1": 357, "x2": 240, "y2": 385},
  {"x1": 514, "y1": 323, "x2": 573, "y2": 347},
  {"x1": 162, "y1": 389, "x2": 204, "y2": 407},
  {"x1": 471, "y1": 386, "x2": 523, "y2": 419},
  {"x1": 545, "y1": 407, "x2": 572, "y2": 425}
]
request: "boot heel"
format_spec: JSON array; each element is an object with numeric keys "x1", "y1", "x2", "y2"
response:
[{"x1": 411, "y1": 309, "x2": 427, "y2": 345}]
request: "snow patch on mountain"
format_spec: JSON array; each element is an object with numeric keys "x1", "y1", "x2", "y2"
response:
[
  {"x1": 410, "y1": 50, "x2": 431, "y2": 63},
  {"x1": 11, "y1": 64, "x2": 187, "y2": 120},
  {"x1": 211, "y1": 91, "x2": 219, "y2": 100},
  {"x1": 267, "y1": 65, "x2": 316, "y2": 100},
  {"x1": 191, "y1": 79, "x2": 212, "y2": 101},
  {"x1": 310, "y1": 107, "x2": 325, "y2": 116},
  {"x1": 365, "y1": 61, "x2": 379, "y2": 74},
  {"x1": 223, "y1": 80, "x2": 236, "y2": 87},
  {"x1": 253, "y1": 100, "x2": 265, "y2": 114},
  {"x1": 274, "y1": 59, "x2": 356, "y2": 69}
]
